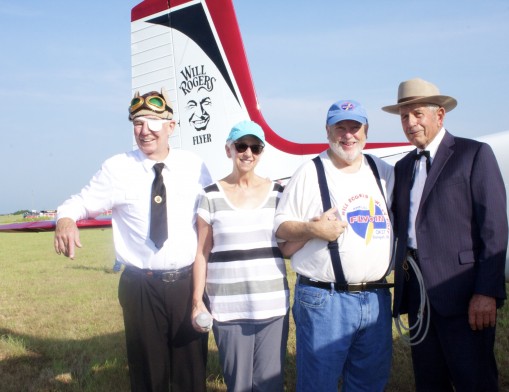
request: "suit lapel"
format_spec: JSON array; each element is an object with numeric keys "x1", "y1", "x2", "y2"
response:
[
  {"x1": 420, "y1": 131, "x2": 455, "y2": 206},
  {"x1": 397, "y1": 151, "x2": 417, "y2": 228},
  {"x1": 394, "y1": 153, "x2": 416, "y2": 293}
]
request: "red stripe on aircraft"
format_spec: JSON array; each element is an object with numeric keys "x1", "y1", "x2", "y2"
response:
[{"x1": 0, "y1": 219, "x2": 112, "y2": 233}]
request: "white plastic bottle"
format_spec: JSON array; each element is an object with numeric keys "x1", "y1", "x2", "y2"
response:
[{"x1": 195, "y1": 312, "x2": 213, "y2": 331}]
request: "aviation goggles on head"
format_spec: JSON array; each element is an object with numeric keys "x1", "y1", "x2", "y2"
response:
[
  {"x1": 129, "y1": 95, "x2": 172, "y2": 116},
  {"x1": 234, "y1": 142, "x2": 265, "y2": 155},
  {"x1": 133, "y1": 116, "x2": 171, "y2": 132}
]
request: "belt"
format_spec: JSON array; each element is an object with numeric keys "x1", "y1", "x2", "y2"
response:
[
  {"x1": 298, "y1": 275, "x2": 393, "y2": 292},
  {"x1": 125, "y1": 264, "x2": 193, "y2": 283},
  {"x1": 407, "y1": 248, "x2": 419, "y2": 261}
]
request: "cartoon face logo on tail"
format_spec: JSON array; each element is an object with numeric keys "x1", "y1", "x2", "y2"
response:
[{"x1": 180, "y1": 65, "x2": 216, "y2": 134}]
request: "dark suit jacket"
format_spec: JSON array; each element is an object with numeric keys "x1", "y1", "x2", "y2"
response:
[{"x1": 392, "y1": 131, "x2": 508, "y2": 317}]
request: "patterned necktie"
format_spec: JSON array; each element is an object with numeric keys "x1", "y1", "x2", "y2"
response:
[
  {"x1": 411, "y1": 150, "x2": 431, "y2": 189},
  {"x1": 150, "y1": 163, "x2": 168, "y2": 249}
]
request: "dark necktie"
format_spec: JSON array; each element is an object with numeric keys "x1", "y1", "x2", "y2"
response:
[
  {"x1": 411, "y1": 150, "x2": 431, "y2": 189},
  {"x1": 150, "y1": 163, "x2": 168, "y2": 249}
]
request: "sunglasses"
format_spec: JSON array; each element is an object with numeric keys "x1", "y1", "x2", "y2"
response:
[
  {"x1": 129, "y1": 95, "x2": 173, "y2": 115},
  {"x1": 234, "y1": 142, "x2": 264, "y2": 155}
]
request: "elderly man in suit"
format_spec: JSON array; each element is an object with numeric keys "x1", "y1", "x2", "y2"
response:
[{"x1": 384, "y1": 78, "x2": 507, "y2": 392}]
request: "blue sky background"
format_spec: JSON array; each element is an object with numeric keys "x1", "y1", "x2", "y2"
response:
[{"x1": 1, "y1": 0, "x2": 508, "y2": 214}]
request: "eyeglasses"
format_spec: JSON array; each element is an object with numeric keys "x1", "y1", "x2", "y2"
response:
[
  {"x1": 129, "y1": 95, "x2": 172, "y2": 115},
  {"x1": 133, "y1": 116, "x2": 171, "y2": 132},
  {"x1": 234, "y1": 142, "x2": 264, "y2": 155}
]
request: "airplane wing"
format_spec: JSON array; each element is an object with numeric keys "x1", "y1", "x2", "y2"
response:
[{"x1": 0, "y1": 218, "x2": 112, "y2": 233}]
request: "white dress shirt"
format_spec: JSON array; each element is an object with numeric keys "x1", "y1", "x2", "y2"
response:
[
  {"x1": 57, "y1": 148, "x2": 212, "y2": 270},
  {"x1": 407, "y1": 127, "x2": 445, "y2": 249}
]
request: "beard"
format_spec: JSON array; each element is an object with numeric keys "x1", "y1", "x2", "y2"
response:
[{"x1": 329, "y1": 140, "x2": 363, "y2": 163}]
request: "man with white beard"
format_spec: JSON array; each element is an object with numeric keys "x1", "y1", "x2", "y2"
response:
[{"x1": 275, "y1": 100, "x2": 395, "y2": 392}]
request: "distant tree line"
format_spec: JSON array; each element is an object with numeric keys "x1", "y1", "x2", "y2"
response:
[{"x1": 12, "y1": 210, "x2": 31, "y2": 216}]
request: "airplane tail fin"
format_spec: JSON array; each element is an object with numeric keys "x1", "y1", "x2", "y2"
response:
[
  {"x1": 131, "y1": 0, "x2": 408, "y2": 179},
  {"x1": 130, "y1": 0, "x2": 335, "y2": 180}
]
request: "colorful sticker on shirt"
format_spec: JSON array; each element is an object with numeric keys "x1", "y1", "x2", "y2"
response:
[{"x1": 343, "y1": 195, "x2": 389, "y2": 245}]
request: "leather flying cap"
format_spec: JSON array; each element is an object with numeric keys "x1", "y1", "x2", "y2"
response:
[{"x1": 129, "y1": 88, "x2": 173, "y2": 120}]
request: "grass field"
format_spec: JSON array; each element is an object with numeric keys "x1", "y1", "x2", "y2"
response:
[{"x1": 0, "y1": 225, "x2": 508, "y2": 391}]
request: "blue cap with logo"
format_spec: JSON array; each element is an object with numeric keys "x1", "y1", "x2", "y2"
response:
[
  {"x1": 326, "y1": 100, "x2": 368, "y2": 126},
  {"x1": 226, "y1": 120, "x2": 266, "y2": 144}
]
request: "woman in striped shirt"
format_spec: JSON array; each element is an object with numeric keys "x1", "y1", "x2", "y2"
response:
[{"x1": 192, "y1": 120, "x2": 300, "y2": 392}]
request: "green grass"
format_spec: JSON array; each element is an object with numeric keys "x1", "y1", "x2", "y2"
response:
[
  {"x1": 0, "y1": 227, "x2": 508, "y2": 391},
  {"x1": 0, "y1": 214, "x2": 23, "y2": 225}
]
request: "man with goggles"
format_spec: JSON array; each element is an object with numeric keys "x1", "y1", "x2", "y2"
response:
[{"x1": 55, "y1": 88, "x2": 211, "y2": 392}]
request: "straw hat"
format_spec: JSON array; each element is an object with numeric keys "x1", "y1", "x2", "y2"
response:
[{"x1": 382, "y1": 78, "x2": 457, "y2": 114}]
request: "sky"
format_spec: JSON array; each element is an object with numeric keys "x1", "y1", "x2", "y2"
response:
[{"x1": 1, "y1": 0, "x2": 508, "y2": 214}]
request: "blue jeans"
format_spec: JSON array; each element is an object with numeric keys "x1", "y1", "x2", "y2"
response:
[{"x1": 293, "y1": 281, "x2": 392, "y2": 392}]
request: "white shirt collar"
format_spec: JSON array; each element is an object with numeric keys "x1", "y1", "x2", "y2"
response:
[
  {"x1": 418, "y1": 127, "x2": 445, "y2": 160},
  {"x1": 136, "y1": 148, "x2": 171, "y2": 172}
]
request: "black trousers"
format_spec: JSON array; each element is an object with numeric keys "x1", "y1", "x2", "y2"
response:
[
  {"x1": 118, "y1": 267, "x2": 208, "y2": 392},
  {"x1": 406, "y1": 266, "x2": 498, "y2": 392}
]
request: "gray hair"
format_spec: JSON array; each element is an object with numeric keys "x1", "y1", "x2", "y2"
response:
[{"x1": 425, "y1": 104, "x2": 440, "y2": 111}]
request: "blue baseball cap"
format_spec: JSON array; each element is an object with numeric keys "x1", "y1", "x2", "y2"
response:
[
  {"x1": 326, "y1": 100, "x2": 368, "y2": 126},
  {"x1": 226, "y1": 120, "x2": 266, "y2": 144}
]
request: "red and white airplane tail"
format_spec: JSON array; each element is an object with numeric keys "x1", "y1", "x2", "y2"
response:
[{"x1": 130, "y1": 0, "x2": 410, "y2": 181}]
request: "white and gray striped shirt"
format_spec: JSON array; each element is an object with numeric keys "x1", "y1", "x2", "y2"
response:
[{"x1": 198, "y1": 181, "x2": 289, "y2": 322}]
